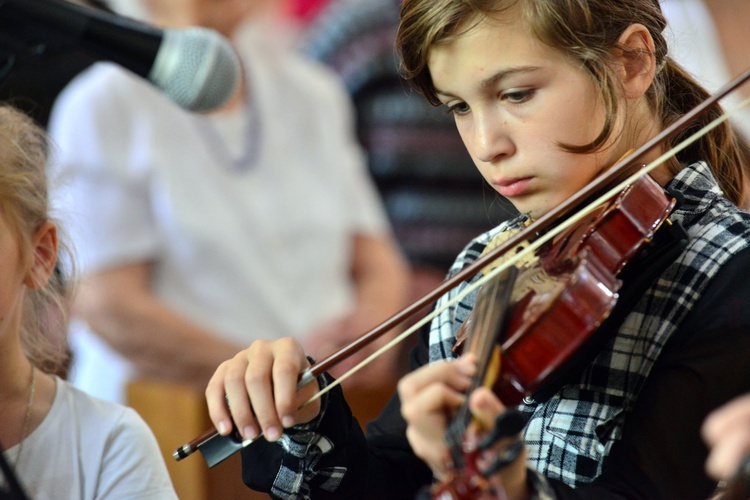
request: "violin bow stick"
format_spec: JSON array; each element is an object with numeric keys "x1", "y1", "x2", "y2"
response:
[
  {"x1": 303, "y1": 66, "x2": 750, "y2": 389},
  {"x1": 173, "y1": 68, "x2": 750, "y2": 466}
]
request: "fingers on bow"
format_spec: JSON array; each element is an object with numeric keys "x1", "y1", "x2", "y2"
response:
[{"x1": 206, "y1": 338, "x2": 312, "y2": 443}]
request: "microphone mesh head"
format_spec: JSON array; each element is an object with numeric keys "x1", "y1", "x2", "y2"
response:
[{"x1": 149, "y1": 27, "x2": 241, "y2": 112}]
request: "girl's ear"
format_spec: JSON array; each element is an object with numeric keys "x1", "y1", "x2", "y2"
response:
[
  {"x1": 23, "y1": 221, "x2": 58, "y2": 290},
  {"x1": 614, "y1": 23, "x2": 657, "y2": 99}
]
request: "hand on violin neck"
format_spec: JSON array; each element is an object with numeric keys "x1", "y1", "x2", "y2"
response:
[
  {"x1": 469, "y1": 388, "x2": 530, "y2": 500},
  {"x1": 398, "y1": 355, "x2": 477, "y2": 478},
  {"x1": 205, "y1": 337, "x2": 320, "y2": 444},
  {"x1": 468, "y1": 387, "x2": 507, "y2": 433}
]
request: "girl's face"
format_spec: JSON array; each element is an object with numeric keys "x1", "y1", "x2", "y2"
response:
[{"x1": 428, "y1": 16, "x2": 633, "y2": 219}]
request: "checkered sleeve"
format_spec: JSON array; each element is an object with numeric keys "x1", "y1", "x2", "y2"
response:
[{"x1": 265, "y1": 373, "x2": 351, "y2": 499}]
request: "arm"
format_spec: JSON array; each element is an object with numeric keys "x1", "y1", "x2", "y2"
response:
[
  {"x1": 74, "y1": 262, "x2": 241, "y2": 391},
  {"x1": 557, "y1": 246, "x2": 750, "y2": 498}
]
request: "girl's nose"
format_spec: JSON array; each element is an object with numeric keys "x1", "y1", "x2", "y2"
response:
[{"x1": 472, "y1": 115, "x2": 515, "y2": 164}]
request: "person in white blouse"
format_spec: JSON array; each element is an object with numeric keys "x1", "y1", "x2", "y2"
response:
[{"x1": 49, "y1": 0, "x2": 410, "y2": 405}]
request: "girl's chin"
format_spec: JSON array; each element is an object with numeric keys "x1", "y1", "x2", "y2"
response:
[
  {"x1": 510, "y1": 194, "x2": 566, "y2": 220},
  {"x1": 510, "y1": 202, "x2": 546, "y2": 220}
]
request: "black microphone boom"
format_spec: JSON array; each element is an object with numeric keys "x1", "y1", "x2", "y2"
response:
[{"x1": 0, "y1": 0, "x2": 241, "y2": 112}]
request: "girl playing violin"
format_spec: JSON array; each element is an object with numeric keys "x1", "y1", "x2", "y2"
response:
[{"x1": 206, "y1": 0, "x2": 750, "y2": 498}]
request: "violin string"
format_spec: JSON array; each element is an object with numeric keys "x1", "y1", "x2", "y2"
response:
[
  {"x1": 447, "y1": 278, "x2": 503, "y2": 446},
  {"x1": 298, "y1": 95, "x2": 750, "y2": 410}
]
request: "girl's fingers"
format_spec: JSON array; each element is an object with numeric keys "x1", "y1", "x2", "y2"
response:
[
  {"x1": 270, "y1": 338, "x2": 316, "y2": 428},
  {"x1": 402, "y1": 382, "x2": 465, "y2": 475},
  {"x1": 205, "y1": 338, "x2": 317, "y2": 443},
  {"x1": 206, "y1": 360, "x2": 236, "y2": 436},
  {"x1": 469, "y1": 387, "x2": 505, "y2": 431},
  {"x1": 398, "y1": 354, "x2": 476, "y2": 401},
  {"x1": 231, "y1": 343, "x2": 272, "y2": 441},
  {"x1": 242, "y1": 339, "x2": 298, "y2": 442},
  {"x1": 399, "y1": 356, "x2": 478, "y2": 477}
]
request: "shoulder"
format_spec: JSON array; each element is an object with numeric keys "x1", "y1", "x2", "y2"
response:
[
  {"x1": 49, "y1": 64, "x2": 153, "y2": 151},
  {"x1": 670, "y1": 161, "x2": 750, "y2": 244},
  {"x1": 659, "y1": 244, "x2": 750, "y2": 390},
  {"x1": 49, "y1": 62, "x2": 184, "y2": 141},
  {"x1": 696, "y1": 245, "x2": 750, "y2": 307},
  {"x1": 51, "y1": 379, "x2": 178, "y2": 498},
  {"x1": 55, "y1": 379, "x2": 154, "y2": 439},
  {"x1": 48, "y1": 63, "x2": 188, "y2": 177}
]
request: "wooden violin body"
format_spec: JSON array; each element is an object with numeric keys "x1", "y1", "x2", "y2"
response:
[{"x1": 492, "y1": 172, "x2": 678, "y2": 405}]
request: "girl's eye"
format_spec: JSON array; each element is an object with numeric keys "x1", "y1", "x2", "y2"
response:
[
  {"x1": 502, "y1": 88, "x2": 535, "y2": 104},
  {"x1": 445, "y1": 101, "x2": 470, "y2": 116}
]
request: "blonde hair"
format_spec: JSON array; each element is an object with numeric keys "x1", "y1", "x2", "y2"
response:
[
  {"x1": 396, "y1": 0, "x2": 747, "y2": 206},
  {"x1": 0, "y1": 104, "x2": 71, "y2": 373}
]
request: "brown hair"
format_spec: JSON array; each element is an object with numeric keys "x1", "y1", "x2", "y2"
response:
[
  {"x1": 0, "y1": 105, "x2": 71, "y2": 374},
  {"x1": 396, "y1": 0, "x2": 747, "y2": 206}
]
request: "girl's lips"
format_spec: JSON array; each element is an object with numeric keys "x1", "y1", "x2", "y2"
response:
[{"x1": 493, "y1": 177, "x2": 533, "y2": 197}]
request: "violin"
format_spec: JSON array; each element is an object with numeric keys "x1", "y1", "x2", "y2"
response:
[
  {"x1": 489, "y1": 171, "x2": 680, "y2": 406},
  {"x1": 174, "y1": 68, "x2": 750, "y2": 481},
  {"x1": 428, "y1": 169, "x2": 683, "y2": 499}
]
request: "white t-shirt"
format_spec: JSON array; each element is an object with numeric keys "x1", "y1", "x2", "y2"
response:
[
  {"x1": 1, "y1": 378, "x2": 176, "y2": 500},
  {"x1": 49, "y1": 20, "x2": 390, "y2": 403},
  {"x1": 662, "y1": 0, "x2": 750, "y2": 141}
]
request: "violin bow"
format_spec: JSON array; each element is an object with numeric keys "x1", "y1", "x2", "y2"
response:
[
  {"x1": 299, "y1": 66, "x2": 750, "y2": 385},
  {"x1": 174, "y1": 68, "x2": 750, "y2": 466},
  {"x1": 298, "y1": 68, "x2": 750, "y2": 404}
]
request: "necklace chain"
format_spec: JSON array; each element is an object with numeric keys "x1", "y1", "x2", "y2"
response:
[
  {"x1": 195, "y1": 75, "x2": 261, "y2": 173},
  {"x1": 13, "y1": 367, "x2": 36, "y2": 470}
]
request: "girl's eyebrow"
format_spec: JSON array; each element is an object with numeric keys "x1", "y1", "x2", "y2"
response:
[{"x1": 434, "y1": 65, "x2": 541, "y2": 99}]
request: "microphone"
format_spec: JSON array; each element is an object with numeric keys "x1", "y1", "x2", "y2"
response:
[{"x1": 0, "y1": 0, "x2": 241, "y2": 112}]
